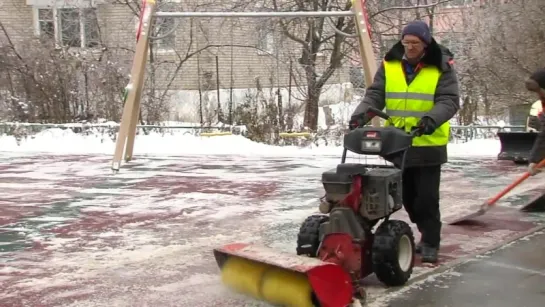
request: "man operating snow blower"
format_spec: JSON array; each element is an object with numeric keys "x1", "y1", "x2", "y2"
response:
[
  {"x1": 525, "y1": 68, "x2": 545, "y2": 176},
  {"x1": 349, "y1": 20, "x2": 460, "y2": 263}
]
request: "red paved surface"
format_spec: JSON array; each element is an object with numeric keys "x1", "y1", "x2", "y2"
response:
[{"x1": 0, "y1": 154, "x2": 543, "y2": 306}]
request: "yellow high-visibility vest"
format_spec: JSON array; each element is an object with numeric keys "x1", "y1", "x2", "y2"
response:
[{"x1": 383, "y1": 60, "x2": 449, "y2": 146}]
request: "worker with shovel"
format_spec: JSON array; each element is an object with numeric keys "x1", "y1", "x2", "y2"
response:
[
  {"x1": 526, "y1": 68, "x2": 545, "y2": 176},
  {"x1": 349, "y1": 20, "x2": 460, "y2": 263},
  {"x1": 444, "y1": 69, "x2": 545, "y2": 226}
]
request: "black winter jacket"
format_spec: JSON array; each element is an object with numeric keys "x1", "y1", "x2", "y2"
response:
[{"x1": 530, "y1": 112, "x2": 545, "y2": 163}]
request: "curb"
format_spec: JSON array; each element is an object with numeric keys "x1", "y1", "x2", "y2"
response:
[{"x1": 379, "y1": 222, "x2": 545, "y2": 297}]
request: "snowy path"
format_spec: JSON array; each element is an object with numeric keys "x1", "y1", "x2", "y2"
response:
[{"x1": 0, "y1": 153, "x2": 543, "y2": 307}]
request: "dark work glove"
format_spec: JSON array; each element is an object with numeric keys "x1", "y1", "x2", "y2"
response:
[
  {"x1": 348, "y1": 110, "x2": 376, "y2": 130},
  {"x1": 528, "y1": 163, "x2": 543, "y2": 176},
  {"x1": 413, "y1": 116, "x2": 437, "y2": 136}
]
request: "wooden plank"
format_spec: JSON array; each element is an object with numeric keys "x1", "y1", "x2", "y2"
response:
[
  {"x1": 111, "y1": 0, "x2": 156, "y2": 171},
  {"x1": 352, "y1": 0, "x2": 381, "y2": 127}
]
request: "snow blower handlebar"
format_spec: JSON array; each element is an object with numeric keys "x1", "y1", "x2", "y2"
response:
[
  {"x1": 349, "y1": 106, "x2": 393, "y2": 130},
  {"x1": 342, "y1": 108, "x2": 422, "y2": 163},
  {"x1": 350, "y1": 106, "x2": 423, "y2": 134},
  {"x1": 366, "y1": 106, "x2": 391, "y2": 122},
  {"x1": 365, "y1": 107, "x2": 426, "y2": 137}
]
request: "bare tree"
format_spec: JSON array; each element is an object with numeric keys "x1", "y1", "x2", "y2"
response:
[
  {"x1": 454, "y1": 0, "x2": 545, "y2": 119},
  {"x1": 263, "y1": 0, "x2": 450, "y2": 131}
]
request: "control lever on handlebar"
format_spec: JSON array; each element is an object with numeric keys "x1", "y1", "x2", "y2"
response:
[
  {"x1": 367, "y1": 106, "x2": 396, "y2": 127},
  {"x1": 367, "y1": 106, "x2": 390, "y2": 121},
  {"x1": 410, "y1": 126, "x2": 424, "y2": 137}
]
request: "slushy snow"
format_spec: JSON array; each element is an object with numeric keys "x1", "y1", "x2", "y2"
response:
[{"x1": 0, "y1": 125, "x2": 531, "y2": 307}]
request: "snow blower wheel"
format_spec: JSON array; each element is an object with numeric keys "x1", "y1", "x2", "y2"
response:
[
  {"x1": 296, "y1": 215, "x2": 329, "y2": 257},
  {"x1": 372, "y1": 220, "x2": 415, "y2": 286}
]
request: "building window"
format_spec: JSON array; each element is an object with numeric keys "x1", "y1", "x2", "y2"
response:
[
  {"x1": 136, "y1": 0, "x2": 176, "y2": 51},
  {"x1": 257, "y1": 27, "x2": 275, "y2": 55},
  {"x1": 37, "y1": 9, "x2": 54, "y2": 39},
  {"x1": 34, "y1": 7, "x2": 100, "y2": 48},
  {"x1": 151, "y1": 14, "x2": 176, "y2": 50}
]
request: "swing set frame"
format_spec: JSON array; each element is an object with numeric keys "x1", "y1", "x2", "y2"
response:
[{"x1": 111, "y1": 0, "x2": 378, "y2": 172}]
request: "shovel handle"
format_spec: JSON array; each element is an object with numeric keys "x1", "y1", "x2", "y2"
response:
[{"x1": 485, "y1": 157, "x2": 545, "y2": 207}]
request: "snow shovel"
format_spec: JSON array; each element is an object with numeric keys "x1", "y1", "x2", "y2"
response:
[
  {"x1": 448, "y1": 157, "x2": 545, "y2": 225},
  {"x1": 497, "y1": 131, "x2": 538, "y2": 163}
]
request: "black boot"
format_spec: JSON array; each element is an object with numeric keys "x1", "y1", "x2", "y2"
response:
[
  {"x1": 421, "y1": 244, "x2": 439, "y2": 263},
  {"x1": 415, "y1": 241, "x2": 424, "y2": 254},
  {"x1": 415, "y1": 225, "x2": 425, "y2": 254}
]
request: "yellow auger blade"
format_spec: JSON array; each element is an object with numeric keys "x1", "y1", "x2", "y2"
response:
[{"x1": 214, "y1": 243, "x2": 354, "y2": 307}]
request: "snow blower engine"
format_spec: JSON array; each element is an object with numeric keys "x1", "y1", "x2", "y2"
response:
[{"x1": 213, "y1": 107, "x2": 416, "y2": 307}]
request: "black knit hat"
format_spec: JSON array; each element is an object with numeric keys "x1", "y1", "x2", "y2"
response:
[
  {"x1": 402, "y1": 20, "x2": 432, "y2": 45},
  {"x1": 529, "y1": 67, "x2": 545, "y2": 90}
]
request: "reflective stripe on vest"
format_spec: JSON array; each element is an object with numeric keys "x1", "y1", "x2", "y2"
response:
[{"x1": 383, "y1": 60, "x2": 450, "y2": 147}]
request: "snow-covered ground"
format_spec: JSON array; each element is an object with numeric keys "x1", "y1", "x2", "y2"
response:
[
  {"x1": 1, "y1": 119, "x2": 540, "y2": 307},
  {"x1": 0, "y1": 149, "x2": 542, "y2": 307},
  {"x1": 0, "y1": 126, "x2": 501, "y2": 159}
]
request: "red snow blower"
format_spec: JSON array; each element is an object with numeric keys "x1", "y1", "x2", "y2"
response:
[{"x1": 213, "y1": 107, "x2": 417, "y2": 306}]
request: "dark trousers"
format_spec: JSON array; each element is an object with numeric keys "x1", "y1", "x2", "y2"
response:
[{"x1": 402, "y1": 164, "x2": 442, "y2": 248}]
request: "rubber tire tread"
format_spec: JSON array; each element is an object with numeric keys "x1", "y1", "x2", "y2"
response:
[
  {"x1": 296, "y1": 214, "x2": 329, "y2": 257},
  {"x1": 372, "y1": 219, "x2": 415, "y2": 287}
]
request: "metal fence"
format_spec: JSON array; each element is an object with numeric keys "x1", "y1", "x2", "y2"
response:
[
  {"x1": 0, "y1": 122, "x2": 526, "y2": 143},
  {"x1": 449, "y1": 125, "x2": 526, "y2": 143}
]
